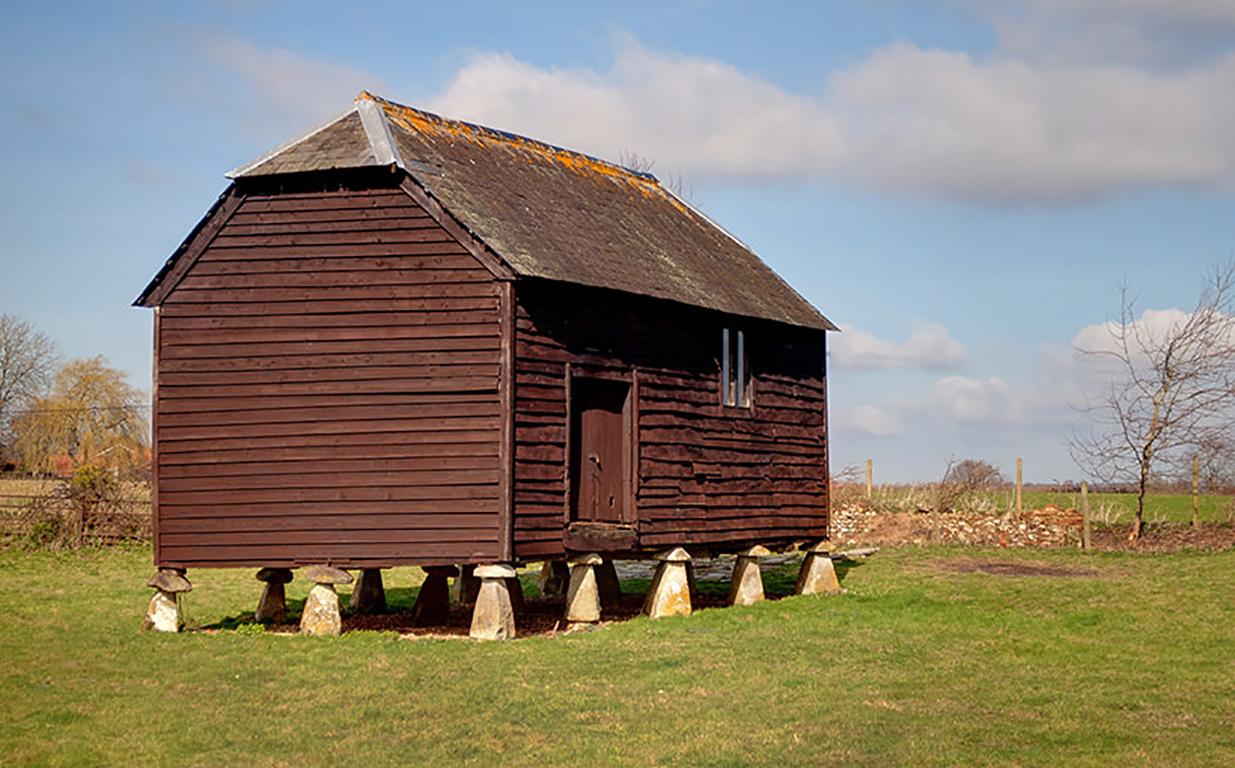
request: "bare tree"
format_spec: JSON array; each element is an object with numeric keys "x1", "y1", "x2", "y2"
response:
[
  {"x1": 10, "y1": 356, "x2": 148, "y2": 473},
  {"x1": 0, "y1": 315, "x2": 60, "y2": 453},
  {"x1": 1070, "y1": 262, "x2": 1235, "y2": 540}
]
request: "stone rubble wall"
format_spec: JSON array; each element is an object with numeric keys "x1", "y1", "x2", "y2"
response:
[{"x1": 831, "y1": 503, "x2": 1084, "y2": 549}]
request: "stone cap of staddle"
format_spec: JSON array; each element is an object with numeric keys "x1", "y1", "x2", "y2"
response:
[
  {"x1": 567, "y1": 553, "x2": 604, "y2": 566},
  {"x1": 474, "y1": 564, "x2": 517, "y2": 579},
  {"x1": 147, "y1": 569, "x2": 192, "y2": 593},
  {"x1": 804, "y1": 540, "x2": 832, "y2": 554},
  {"x1": 654, "y1": 547, "x2": 692, "y2": 562},
  {"x1": 255, "y1": 567, "x2": 294, "y2": 584},
  {"x1": 303, "y1": 565, "x2": 353, "y2": 585},
  {"x1": 737, "y1": 545, "x2": 772, "y2": 558}
]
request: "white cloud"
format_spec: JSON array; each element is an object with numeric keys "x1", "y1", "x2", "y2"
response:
[
  {"x1": 847, "y1": 405, "x2": 904, "y2": 437},
  {"x1": 420, "y1": 37, "x2": 1235, "y2": 203},
  {"x1": 830, "y1": 323, "x2": 966, "y2": 370},
  {"x1": 930, "y1": 375, "x2": 1075, "y2": 425},
  {"x1": 1072, "y1": 307, "x2": 1195, "y2": 357},
  {"x1": 200, "y1": 37, "x2": 384, "y2": 136}
]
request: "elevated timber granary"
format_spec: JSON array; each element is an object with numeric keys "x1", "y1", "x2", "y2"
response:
[{"x1": 135, "y1": 92, "x2": 840, "y2": 638}]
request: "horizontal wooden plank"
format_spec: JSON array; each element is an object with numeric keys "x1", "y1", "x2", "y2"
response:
[
  {"x1": 160, "y1": 484, "x2": 500, "y2": 506},
  {"x1": 177, "y1": 269, "x2": 492, "y2": 291},
  {"x1": 158, "y1": 540, "x2": 501, "y2": 563},
  {"x1": 165, "y1": 283, "x2": 498, "y2": 305},
  {"x1": 159, "y1": 350, "x2": 499, "y2": 375},
  {"x1": 160, "y1": 468, "x2": 500, "y2": 493},
  {"x1": 161, "y1": 310, "x2": 496, "y2": 331},
  {"x1": 211, "y1": 227, "x2": 459, "y2": 248},
  {"x1": 160, "y1": 297, "x2": 497, "y2": 317},
  {"x1": 160, "y1": 498, "x2": 497, "y2": 519},
  {"x1": 190, "y1": 255, "x2": 485, "y2": 276},
  {"x1": 158, "y1": 415, "x2": 501, "y2": 442},
  {"x1": 160, "y1": 527, "x2": 500, "y2": 547},
  {"x1": 159, "y1": 363, "x2": 497, "y2": 387},
  {"x1": 162, "y1": 324, "x2": 497, "y2": 349},
  {"x1": 160, "y1": 453, "x2": 496, "y2": 479},
  {"x1": 199, "y1": 242, "x2": 473, "y2": 260},
  {"x1": 221, "y1": 215, "x2": 436, "y2": 236},
  {"x1": 157, "y1": 390, "x2": 495, "y2": 415},
  {"x1": 159, "y1": 441, "x2": 498, "y2": 467},
  {"x1": 237, "y1": 193, "x2": 414, "y2": 213},
  {"x1": 157, "y1": 430, "x2": 498, "y2": 454},
  {"x1": 228, "y1": 206, "x2": 426, "y2": 226}
]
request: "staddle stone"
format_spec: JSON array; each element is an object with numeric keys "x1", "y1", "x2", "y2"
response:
[
  {"x1": 300, "y1": 583, "x2": 342, "y2": 636},
  {"x1": 411, "y1": 566, "x2": 455, "y2": 627},
  {"x1": 595, "y1": 559, "x2": 622, "y2": 611},
  {"x1": 349, "y1": 568, "x2": 386, "y2": 614},
  {"x1": 565, "y1": 554, "x2": 602, "y2": 623},
  {"x1": 142, "y1": 590, "x2": 182, "y2": 633},
  {"x1": 644, "y1": 549, "x2": 692, "y2": 619},
  {"x1": 728, "y1": 546, "x2": 771, "y2": 607},
  {"x1": 255, "y1": 580, "x2": 287, "y2": 624},
  {"x1": 796, "y1": 543, "x2": 842, "y2": 596},
  {"x1": 470, "y1": 564, "x2": 517, "y2": 640}
]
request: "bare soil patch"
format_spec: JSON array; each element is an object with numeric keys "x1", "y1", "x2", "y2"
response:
[{"x1": 935, "y1": 558, "x2": 1100, "y2": 578}]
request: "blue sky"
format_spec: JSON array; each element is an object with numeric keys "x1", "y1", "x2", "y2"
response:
[{"x1": 2, "y1": 1, "x2": 1233, "y2": 481}]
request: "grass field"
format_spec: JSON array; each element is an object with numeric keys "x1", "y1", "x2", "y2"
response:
[{"x1": 2, "y1": 546, "x2": 1233, "y2": 766}]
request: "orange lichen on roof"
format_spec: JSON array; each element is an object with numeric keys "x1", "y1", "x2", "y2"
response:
[{"x1": 357, "y1": 91, "x2": 686, "y2": 212}]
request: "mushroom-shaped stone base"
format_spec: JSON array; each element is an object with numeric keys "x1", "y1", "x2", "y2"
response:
[
  {"x1": 565, "y1": 553, "x2": 603, "y2": 623},
  {"x1": 411, "y1": 566, "x2": 456, "y2": 627},
  {"x1": 142, "y1": 569, "x2": 191, "y2": 633},
  {"x1": 538, "y1": 560, "x2": 570, "y2": 597},
  {"x1": 349, "y1": 568, "x2": 386, "y2": 614},
  {"x1": 796, "y1": 543, "x2": 842, "y2": 596},
  {"x1": 644, "y1": 548, "x2": 692, "y2": 619},
  {"x1": 255, "y1": 567, "x2": 293, "y2": 624},
  {"x1": 470, "y1": 564, "x2": 517, "y2": 640},
  {"x1": 300, "y1": 565, "x2": 353, "y2": 636},
  {"x1": 453, "y1": 564, "x2": 481, "y2": 606},
  {"x1": 729, "y1": 545, "x2": 771, "y2": 607}
]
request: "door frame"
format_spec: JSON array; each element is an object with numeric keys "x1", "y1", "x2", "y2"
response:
[{"x1": 563, "y1": 364, "x2": 639, "y2": 528}]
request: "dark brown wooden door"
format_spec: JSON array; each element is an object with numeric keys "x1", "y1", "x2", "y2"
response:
[{"x1": 569, "y1": 378, "x2": 631, "y2": 524}]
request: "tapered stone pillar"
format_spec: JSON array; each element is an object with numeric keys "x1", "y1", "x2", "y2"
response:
[
  {"x1": 349, "y1": 568, "x2": 386, "y2": 614},
  {"x1": 728, "y1": 545, "x2": 771, "y2": 607},
  {"x1": 795, "y1": 542, "x2": 842, "y2": 596},
  {"x1": 254, "y1": 567, "x2": 293, "y2": 624},
  {"x1": 411, "y1": 566, "x2": 456, "y2": 627},
  {"x1": 143, "y1": 568, "x2": 191, "y2": 633},
  {"x1": 538, "y1": 560, "x2": 570, "y2": 597},
  {"x1": 643, "y1": 547, "x2": 692, "y2": 619},
  {"x1": 453, "y1": 564, "x2": 481, "y2": 606},
  {"x1": 300, "y1": 565, "x2": 352, "y2": 636},
  {"x1": 565, "y1": 553, "x2": 603, "y2": 623},
  {"x1": 470, "y1": 564, "x2": 517, "y2": 640},
  {"x1": 595, "y1": 559, "x2": 622, "y2": 612}
]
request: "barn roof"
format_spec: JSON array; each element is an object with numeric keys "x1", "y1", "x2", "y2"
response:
[{"x1": 217, "y1": 93, "x2": 834, "y2": 330}]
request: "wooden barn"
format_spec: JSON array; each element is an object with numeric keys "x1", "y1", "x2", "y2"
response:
[{"x1": 135, "y1": 92, "x2": 839, "y2": 637}]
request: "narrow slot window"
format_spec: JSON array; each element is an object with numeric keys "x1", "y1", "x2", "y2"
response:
[
  {"x1": 736, "y1": 330, "x2": 751, "y2": 408},
  {"x1": 721, "y1": 327, "x2": 734, "y2": 406}
]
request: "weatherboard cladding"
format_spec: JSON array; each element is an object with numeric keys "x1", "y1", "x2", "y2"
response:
[
  {"x1": 152, "y1": 180, "x2": 506, "y2": 568},
  {"x1": 225, "y1": 93, "x2": 834, "y2": 332}
]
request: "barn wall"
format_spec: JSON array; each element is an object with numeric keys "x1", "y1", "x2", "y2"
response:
[
  {"x1": 154, "y1": 178, "x2": 505, "y2": 567},
  {"x1": 512, "y1": 280, "x2": 828, "y2": 559}
]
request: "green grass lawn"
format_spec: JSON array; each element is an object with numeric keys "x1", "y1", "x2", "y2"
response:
[
  {"x1": 1017, "y1": 491, "x2": 1233, "y2": 525},
  {"x1": 2, "y1": 546, "x2": 1233, "y2": 766}
]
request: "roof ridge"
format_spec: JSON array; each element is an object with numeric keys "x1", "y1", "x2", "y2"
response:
[
  {"x1": 355, "y1": 90, "x2": 660, "y2": 184},
  {"x1": 354, "y1": 96, "x2": 403, "y2": 167}
]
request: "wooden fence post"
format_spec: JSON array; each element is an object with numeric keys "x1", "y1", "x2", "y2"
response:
[
  {"x1": 1081, "y1": 481, "x2": 1091, "y2": 551},
  {"x1": 866, "y1": 459, "x2": 873, "y2": 500},
  {"x1": 1192, "y1": 455, "x2": 1200, "y2": 530},
  {"x1": 1015, "y1": 458, "x2": 1023, "y2": 515}
]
